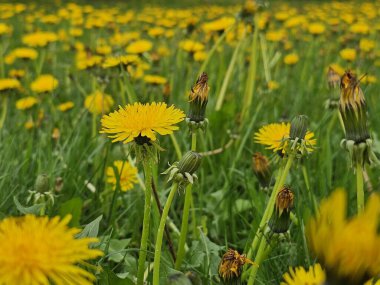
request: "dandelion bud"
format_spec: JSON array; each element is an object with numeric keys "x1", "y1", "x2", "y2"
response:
[
  {"x1": 178, "y1": 151, "x2": 202, "y2": 175},
  {"x1": 339, "y1": 71, "x2": 369, "y2": 144},
  {"x1": 289, "y1": 115, "x2": 308, "y2": 141},
  {"x1": 269, "y1": 186, "x2": 294, "y2": 234},
  {"x1": 35, "y1": 174, "x2": 49, "y2": 193},
  {"x1": 252, "y1": 152, "x2": 271, "y2": 188},
  {"x1": 188, "y1": 72, "x2": 209, "y2": 123},
  {"x1": 218, "y1": 249, "x2": 256, "y2": 284}
]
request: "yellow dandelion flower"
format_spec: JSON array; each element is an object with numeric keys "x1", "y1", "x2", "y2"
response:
[
  {"x1": 126, "y1": 39, "x2": 153, "y2": 54},
  {"x1": 179, "y1": 40, "x2": 205, "y2": 53},
  {"x1": 16, "y1": 97, "x2": 39, "y2": 110},
  {"x1": 266, "y1": 29, "x2": 286, "y2": 42},
  {"x1": 102, "y1": 55, "x2": 139, "y2": 69},
  {"x1": 84, "y1": 91, "x2": 114, "y2": 115},
  {"x1": 8, "y1": 69, "x2": 25, "y2": 79},
  {"x1": 148, "y1": 27, "x2": 165, "y2": 37},
  {"x1": 22, "y1": 31, "x2": 58, "y2": 47},
  {"x1": 96, "y1": 45, "x2": 112, "y2": 55},
  {"x1": 284, "y1": 53, "x2": 299, "y2": 65},
  {"x1": 350, "y1": 22, "x2": 369, "y2": 34},
  {"x1": 57, "y1": 101, "x2": 74, "y2": 112},
  {"x1": 143, "y1": 75, "x2": 167, "y2": 85},
  {"x1": 0, "y1": 78, "x2": 21, "y2": 92},
  {"x1": 202, "y1": 17, "x2": 235, "y2": 33},
  {"x1": 308, "y1": 23, "x2": 326, "y2": 35},
  {"x1": 100, "y1": 102, "x2": 185, "y2": 144},
  {"x1": 24, "y1": 119, "x2": 35, "y2": 130},
  {"x1": 106, "y1": 160, "x2": 138, "y2": 191},
  {"x1": 0, "y1": 215, "x2": 103, "y2": 285},
  {"x1": 340, "y1": 48, "x2": 356, "y2": 61},
  {"x1": 194, "y1": 51, "x2": 207, "y2": 62},
  {"x1": 30, "y1": 74, "x2": 59, "y2": 93},
  {"x1": 307, "y1": 189, "x2": 380, "y2": 283},
  {"x1": 254, "y1": 122, "x2": 316, "y2": 153},
  {"x1": 0, "y1": 23, "x2": 12, "y2": 35},
  {"x1": 5, "y1": 47, "x2": 38, "y2": 64},
  {"x1": 281, "y1": 264, "x2": 326, "y2": 285},
  {"x1": 359, "y1": 38, "x2": 375, "y2": 53}
]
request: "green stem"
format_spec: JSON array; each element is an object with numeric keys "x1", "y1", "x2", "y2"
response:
[
  {"x1": 248, "y1": 162, "x2": 284, "y2": 258},
  {"x1": 240, "y1": 21, "x2": 259, "y2": 126},
  {"x1": 137, "y1": 159, "x2": 153, "y2": 285},
  {"x1": 215, "y1": 39, "x2": 242, "y2": 111},
  {"x1": 92, "y1": 113, "x2": 97, "y2": 138},
  {"x1": 191, "y1": 132, "x2": 197, "y2": 151},
  {"x1": 170, "y1": 133, "x2": 182, "y2": 160},
  {"x1": 248, "y1": 154, "x2": 294, "y2": 259},
  {"x1": 356, "y1": 163, "x2": 364, "y2": 213},
  {"x1": 302, "y1": 165, "x2": 318, "y2": 213},
  {"x1": 247, "y1": 231, "x2": 271, "y2": 285},
  {"x1": 175, "y1": 132, "x2": 197, "y2": 270},
  {"x1": 153, "y1": 182, "x2": 179, "y2": 285},
  {"x1": 0, "y1": 96, "x2": 8, "y2": 130}
]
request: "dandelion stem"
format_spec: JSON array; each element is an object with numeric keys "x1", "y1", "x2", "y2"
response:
[
  {"x1": 152, "y1": 182, "x2": 179, "y2": 285},
  {"x1": 302, "y1": 165, "x2": 318, "y2": 213},
  {"x1": 137, "y1": 159, "x2": 153, "y2": 285},
  {"x1": 247, "y1": 229, "x2": 271, "y2": 285},
  {"x1": 170, "y1": 133, "x2": 182, "y2": 160},
  {"x1": 356, "y1": 163, "x2": 364, "y2": 213},
  {"x1": 248, "y1": 154, "x2": 294, "y2": 259},
  {"x1": 175, "y1": 132, "x2": 197, "y2": 269},
  {"x1": 0, "y1": 97, "x2": 8, "y2": 130}
]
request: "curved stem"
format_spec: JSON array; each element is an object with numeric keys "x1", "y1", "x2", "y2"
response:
[
  {"x1": 356, "y1": 163, "x2": 364, "y2": 213},
  {"x1": 137, "y1": 159, "x2": 153, "y2": 285},
  {"x1": 153, "y1": 182, "x2": 179, "y2": 285},
  {"x1": 175, "y1": 132, "x2": 197, "y2": 269}
]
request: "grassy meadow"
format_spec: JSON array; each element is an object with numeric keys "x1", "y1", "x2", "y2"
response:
[{"x1": 0, "y1": 1, "x2": 380, "y2": 284}]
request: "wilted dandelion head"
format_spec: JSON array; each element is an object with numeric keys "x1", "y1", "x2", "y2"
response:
[
  {"x1": 218, "y1": 249, "x2": 256, "y2": 282},
  {"x1": 0, "y1": 215, "x2": 103, "y2": 285}
]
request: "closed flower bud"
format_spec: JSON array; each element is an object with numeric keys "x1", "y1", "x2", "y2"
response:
[
  {"x1": 188, "y1": 72, "x2": 209, "y2": 123},
  {"x1": 178, "y1": 151, "x2": 202, "y2": 175},
  {"x1": 252, "y1": 152, "x2": 271, "y2": 188},
  {"x1": 269, "y1": 186, "x2": 294, "y2": 234},
  {"x1": 339, "y1": 71, "x2": 370, "y2": 144},
  {"x1": 35, "y1": 174, "x2": 49, "y2": 193},
  {"x1": 290, "y1": 115, "x2": 308, "y2": 141}
]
